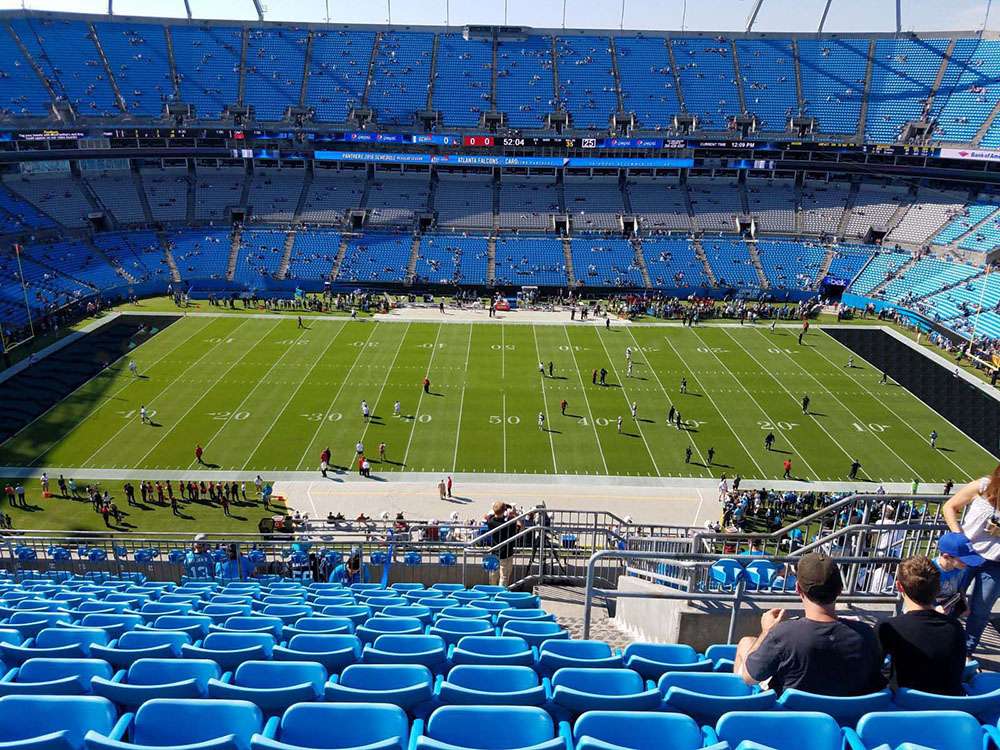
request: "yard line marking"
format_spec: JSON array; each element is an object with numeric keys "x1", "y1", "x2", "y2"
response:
[
  {"x1": 530, "y1": 325, "x2": 559, "y2": 473},
  {"x1": 402, "y1": 323, "x2": 444, "y2": 470},
  {"x1": 738, "y1": 327, "x2": 918, "y2": 477},
  {"x1": 241, "y1": 321, "x2": 349, "y2": 471},
  {"x1": 501, "y1": 392, "x2": 508, "y2": 473},
  {"x1": 185, "y1": 321, "x2": 313, "y2": 469},
  {"x1": 563, "y1": 325, "x2": 609, "y2": 476},
  {"x1": 810, "y1": 332, "x2": 979, "y2": 477},
  {"x1": 690, "y1": 327, "x2": 820, "y2": 480},
  {"x1": 354, "y1": 322, "x2": 412, "y2": 468},
  {"x1": 624, "y1": 327, "x2": 710, "y2": 476},
  {"x1": 593, "y1": 328, "x2": 660, "y2": 476},
  {"x1": 130, "y1": 319, "x2": 282, "y2": 468},
  {"x1": 500, "y1": 324, "x2": 505, "y2": 379},
  {"x1": 661, "y1": 334, "x2": 767, "y2": 478},
  {"x1": 14, "y1": 316, "x2": 214, "y2": 462},
  {"x1": 451, "y1": 324, "x2": 474, "y2": 472},
  {"x1": 295, "y1": 323, "x2": 379, "y2": 470},
  {"x1": 78, "y1": 318, "x2": 255, "y2": 467}
]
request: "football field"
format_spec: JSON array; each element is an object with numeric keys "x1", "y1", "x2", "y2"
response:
[{"x1": 0, "y1": 314, "x2": 995, "y2": 484}]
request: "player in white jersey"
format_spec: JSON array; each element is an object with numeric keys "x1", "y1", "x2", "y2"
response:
[
  {"x1": 625, "y1": 346, "x2": 632, "y2": 362},
  {"x1": 617, "y1": 415, "x2": 623, "y2": 433},
  {"x1": 393, "y1": 400, "x2": 401, "y2": 417},
  {"x1": 361, "y1": 400, "x2": 370, "y2": 421},
  {"x1": 630, "y1": 401, "x2": 637, "y2": 420},
  {"x1": 128, "y1": 360, "x2": 138, "y2": 377},
  {"x1": 626, "y1": 360, "x2": 633, "y2": 378},
  {"x1": 140, "y1": 405, "x2": 149, "y2": 424},
  {"x1": 537, "y1": 412, "x2": 545, "y2": 430}
]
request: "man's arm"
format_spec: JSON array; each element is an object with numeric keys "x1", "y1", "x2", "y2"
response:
[{"x1": 735, "y1": 608, "x2": 787, "y2": 686}]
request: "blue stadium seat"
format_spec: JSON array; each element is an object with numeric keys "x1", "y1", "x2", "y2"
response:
[
  {"x1": 437, "y1": 665, "x2": 548, "y2": 707},
  {"x1": 391, "y1": 584, "x2": 425, "y2": 593},
  {"x1": 318, "y1": 606, "x2": 370, "y2": 630},
  {"x1": 892, "y1": 687, "x2": 1000, "y2": 723},
  {"x1": 90, "y1": 630, "x2": 191, "y2": 669},
  {"x1": 212, "y1": 617, "x2": 284, "y2": 640},
  {"x1": 844, "y1": 710, "x2": 985, "y2": 750},
  {"x1": 143, "y1": 616, "x2": 212, "y2": 640},
  {"x1": 282, "y1": 617, "x2": 354, "y2": 638},
  {"x1": 450, "y1": 591, "x2": 491, "y2": 605},
  {"x1": 273, "y1": 634, "x2": 361, "y2": 674},
  {"x1": 704, "y1": 645, "x2": 737, "y2": 673},
  {"x1": 207, "y1": 660, "x2": 326, "y2": 714},
  {"x1": 415, "y1": 705, "x2": 567, "y2": 750},
  {"x1": 708, "y1": 560, "x2": 744, "y2": 591},
  {"x1": 472, "y1": 586, "x2": 506, "y2": 596},
  {"x1": 0, "y1": 628, "x2": 108, "y2": 664},
  {"x1": 365, "y1": 598, "x2": 407, "y2": 616},
  {"x1": 6, "y1": 612, "x2": 72, "y2": 639},
  {"x1": 363, "y1": 635, "x2": 447, "y2": 670},
  {"x1": 501, "y1": 621, "x2": 569, "y2": 649},
  {"x1": 622, "y1": 644, "x2": 712, "y2": 679},
  {"x1": 573, "y1": 711, "x2": 723, "y2": 750},
  {"x1": 775, "y1": 688, "x2": 895, "y2": 727},
  {"x1": 537, "y1": 641, "x2": 622, "y2": 675},
  {"x1": 182, "y1": 632, "x2": 275, "y2": 671},
  {"x1": 659, "y1": 672, "x2": 777, "y2": 724},
  {"x1": 0, "y1": 658, "x2": 112, "y2": 696},
  {"x1": 261, "y1": 606, "x2": 312, "y2": 626},
  {"x1": 430, "y1": 585, "x2": 466, "y2": 594},
  {"x1": 324, "y1": 664, "x2": 434, "y2": 713},
  {"x1": 494, "y1": 593, "x2": 542, "y2": 610},
  {"x1": 496, "y1": 610, "x2": 555, "y2": 628},
  {"x1": 449, "y1": 636, "x2": 533, "y2": 667},
  {"x1": 250, "y1": 703, "x2": 410, "y2": 750},
  {"x1": 550, "y1": 668, "x2": 660, "y2": 716},
  {"x1": 712, "y1": 711, "x2": 843, "y2": 750},
  {"x1": 84, "y1": 698, "x2": 263, "y2": 750},
  {"x1": 0, "y1": 695, "x2": 124, "y2": 750},
  {"x1": 435, "y1": 606, "x2": 492, "y2": 623},
  {"x1": 91, "y1": 658, "x2": 219, "y2": 708},
  {"x1": 356, "y1": 617, "x2": 423, "y2": 645},
  {"x1": 377, "y1": 606, "x2": 432, "y2": 625},
  {"x1": 428, "y1": 620, "x2": 494, "y2": 647}
]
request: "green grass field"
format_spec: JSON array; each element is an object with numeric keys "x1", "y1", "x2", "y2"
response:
[{"x1": 0, "y1": 315, "x2": 995, "y2": 484}]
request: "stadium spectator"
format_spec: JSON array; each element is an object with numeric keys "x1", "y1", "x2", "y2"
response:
[
  {"x1": 485, "y1": 501, "x2": 518, "y2": 587},
  {"x1": 185, "y1": 533, "x2": 215, "y2": 579},
  {"x1": 878, "y1": 555, "x2": 966, "y2": 695},
  {"x1": 933, "y1": 532, "x2": 982, "y2": 615},
  {"x1": 215, "y1": 543, "x2": 255, "y2": 580},
  {"x1": 943, "y1": 464, "x2": 1000, "y2": 655},
  {"x1": 734, "y1": 551, "x2": 884, "y2": 695},
  {"x1": 331, "y1": 546, "x2": 367, "y2": 584}
]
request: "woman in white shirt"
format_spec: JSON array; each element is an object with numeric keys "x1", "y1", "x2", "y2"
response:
[{"x1": 943, "y1": 465, "x2": 1000, "y2": 655}]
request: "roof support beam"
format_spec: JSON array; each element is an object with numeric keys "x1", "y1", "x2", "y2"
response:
[
  {"x1": 896, "y1": 0, "x2": 902, "y2": 32},
  {"x1": 745, "y1": 0, "x2": 765, "y2": 32},
  {"x1": 251, "y1": 0, "x2": 264, "y2": 22},
  {"x1": 183, "y1": 0, "x2": 193, "y2": 19},
  {"x1": 818, "y1": 0, "x2": 832, "y2": 32}
]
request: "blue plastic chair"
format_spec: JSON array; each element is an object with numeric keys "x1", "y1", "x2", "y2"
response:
[
  {"x1": 318, "y1": 606, "x2": 370, "y2": 631},
  {"x1": 659, "y1": 672, "x2": 776, "y2": 724},
  {"x1": 449, "y1": 636, "x2": 533, "y2": 667},
  {"x1": 6, "y1": 612, "x2": 72, "y2": 639},
  {"x1": 471, "y1": 586, "x2": 507, "y2": 596},
  {"x1": 182, "y1": 632, "x2": 275, "y2": 671},
  {"x1": 0, "y1": 628, "x2": 109, "y2": 664},
  {"x1": 435, "y1": 606, "x2": 492, "y2": 623},
  {"x1": 350, "y1": 584, "x2": 385, "y2": 594},
  {"x1": 250, "y1": 703, "x2": 409, "y2": 750},
  {"x1": 138, "y1": 603, "x2": 194, "y2": 623},
  {"x1": 378, "y1": 605, "x2": 433, "y2": 625},
  {"x1": 713, "y1": 711, "x2": 843, "y2": 750},
  {"x1": 574, "y1": 711, "x2": 724, "y2": 750},
  {"x1": 438, "y1": 665, "x2": 547, "y2": 707},
  {"x1": 0, "y1": 694, "x2": 125, "y2": 750},
  {"x1": 892, "y1": 687, "x2": 1000, "y2": 724},
  {"x1": 144, "y1": 615, "x2": 212, "y2": 640},
  {"x1": 495, "y1": 610, "x2": 555, "y2": 628},
  {"x1": 306, "y1": 584, "x2": 345, "y2": 595},
  {"x1": 0, "y1": 658, "x2": 112, "y2": 696},
  {"x1": 429, "y1": 585, "x2": 466, "y2": 594},
  {"x1": 283, "y1": 617, "x2": 354, "y2": 639},
  {"x1": 309, "y1": 596, "x2": 355, "y2": 609},
  {"x1": 324, "y1": 664, "x2": 434, "y2": 713},
  {"x1": 90, "y1": 630, "x2": 191, "y2": 669},
  {"x1": 415, "y1": 705, "x2": 567, "y2": 750},
  {"x1": 365, "y1": 598, "x2": 407, "y2": 616},
  {"x1": 92, "y1": 658, "x2": 220, "y2": 708},
  {"x1": 428, "y1": 620, "x2": 493, "y2": 648},
  {"x1": 391, "y1": 583, "x2": 425, "y2": 593},
  {"x1": 261, "y1": 606, "x2": 313, "y2": 627},
  {"x1": 622, "y1": 643, "x2": 712, "y2": 679},
  {"x1": 494, "y1": 592, "x2": 541, "y2": 610},
  {"x1": 84, "y1": 698, "x2": 264, "y2": 750},
  {"x1": 776, "y1": 688, "x2": 894, "y2": 727},
  {"x1": 356, "y1": 617, "x2": 423, "y2": 645},
  {"x1": 537, "y1": 641, "x2": 621, "y2": 675},
  {"x1": 208, "y1": 661, "x2": 326, "y2": 714},
  {"x1": 743, "y1": 561, "x2": 782, "y2": 591},
  {"x1": 844, "y1": 710, "x2": 985, "y2": 750},
  {"x1": 273, "y1": 635, "x2": 361, "y2": 674},
  {"x1": 450, "y1": 591, "x2": 491, "y2": 605},
  {"x1": 551, "y1": 668, "x2": 659, "y2": 716},
  {"x1": 502, "y1": 621, "x2": 569, "y2": 649},
  {"x1": 707, "y1": 559, "x2": 744, "y2": 591},
  {"x1": 405, "y1": 591, "x2": 448, "y2": 604},
  {"x1": 213, "y1": 617, "x2": 284, "y2": 640},
  {"x1": 363, "y1": 635, "x2": 447, "y2": 670},
  {"x1": 704, "y1": 644, "x2": 737, "y2": 673}
]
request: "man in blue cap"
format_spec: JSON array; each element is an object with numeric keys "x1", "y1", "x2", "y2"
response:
[{"x1": 934, "y1": 532, "x2": 984, "y2": 615}]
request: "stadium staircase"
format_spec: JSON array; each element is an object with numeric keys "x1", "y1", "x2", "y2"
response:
[
  {"x1": 425, "y1": 33, "x2": 439, "y2": 112},
  {"x1": 489, "y1": 30, "x2": 499, "y2": 112},
  {"x1": 665, "y1": 38, "x2": 686, "y2": 112},
  {"x1": 277, "y1": 230, "x2": 297, "y2": 279},
  {"x1": 237, "y1": 169, "x2": 252, "y2": 212},
  {"x1": 76, "y1": 176, "x2": 110, "y2": 226},
  {"x1": 163, "y1": 26, "x2": 181, "y2": 101},
  {"x1": 360, "y1": 32, "x2": 383, "y2": 107},
  {"x1": 131, "y1": 168, "x2": 155, "y2": 226},
  {"x1": 89, "y1": 22, "x2": 127, "y2": 114},
  {"x1": 835, "y1": 183, "x2": 860, "y2": 237},
  {"x1": 486, "y1": 236, "x2": 496, "y2": 284},
  {"x1": 298, "y1": 31, "x2": 314, "y2": 107},
  {"x1": 738, "y1": 182, "x2": 750, "y2": 215},
  {"x1": 973, "y1": 100, "x2": 1000, "y2": 145},
  {"x1": 236, "y1": 28, "x2": 248, "y2": 109},
  {"x1": 868, "y1": 255, "x2": 918, "y2": 298},
  {"x1": 185, "y1": 164, "x2": 196, "y2": 224},
  {"x1": 921, "y1": 38, "x2": 956, "y2": 120},
  {"x1": 562, "y1": 237, "x2": 576, "y2": 287},
  {"x1": 226, "y1": 226, "x2": 242, "y2": 281},
  {"x1": 856, "y1": 39, "x2": 877, "y2": 139},
  {"x1": 608, "y1": 37, "x2": 626, "y2": 114},
  {"x1": 815, "y1": 245, "x2": 836, "y2": 283},
  {"x1": 692, "y1": 237, "x2": 718, "y2": 286},
  {"x1": 630, "y1": 237, "x2": 652, "y2": 289},
  {"x1": 884, "y1": 187, "x2": 919, "y2": 234},
  {"x1": 157, "y1": 231, "x2": 182, "y2": 283},
  {"x1": 406, "y1": 235, "x2": 421, "y2": 283},
  {"x1": 791, "y1": 39, "x2": 805, "y2": 117},
  {"x1": 85, "y1": 237, "x2": 134, "y2": 284},
  {"x1": 746, "y1": 240, "x2": 770, "y2": 289},
  {"x1": 330, "y1": 235, "x2": 350, "y2": 281},
  {"x1": 730, "y1": 40, "x2": 748, "y2": 115},
  {"x1": 793, "y1": 182, "x2": 804, "y2": 233},
  {"x1": 550, "y1": 37, "x2": 563, "y2": 120},
  {"x1": 7, "y1": 23, "x2": 59, "y2": 118}
]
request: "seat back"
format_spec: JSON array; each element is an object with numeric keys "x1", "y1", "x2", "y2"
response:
[
  {"x1": 233, "y1": 660, "x2": 326, "y2": 689},
  {"x1": 857, "y1": 710, "x2": 982, "y2": 750},
  {"x1": 289, "y1": 617, "x2": 353, "y2": 633},
  {"x1": 425, "y1": 705, "x2": 554, "y2": 749},
  {"x1": 716, "y1": 711, "x2": 842, "y2": 750},
  {"x1": 574, "y1": 711, "x2": 702, "y2": 750},
  {"x1": 0, "y1": 694, "x2": 117, "y2": 748},
  {"x1": 286, "y1": 634, "x2": 361, "y2": 655},
  {"x1": 202, "y1": 632, "x2": 276, "y2": 651},
  {"x1": 540, "y1": 640, "x2": 612, "y2": 658},
  {"x1": 552, "y1": 668, "x2": 642, "y2": 695},
  {"x1": 457, "y1": 636, "x2": 528, "y2": 656},
  {"x1": 370, "y1": 635, "x2": 444, "y2": 654},
  {"x1": 116, "y1": 630, "x2": 191, "y2": 650},
  {"x1": 279, "y1": 703, "x2": 410, "y2": 748},
  {"x1": 128, "y1": 658, "x2": 220, "y2": 686},
  {"x1": 447, "y1": 665, "x2": 539, "y2": 692},
  {"x1": 35, "y1": 627, "x2": 109, "y2": 649},
  {"x1": 659, "y1": 671, "x2": 753, "y2": 696},
  {"x1": 339, "y1": 664, "x2": 432, "y2": 690},
  {"x1": 624, "y1": 643, "x2": 697, "y2": 664},
  {"x1": 132, "y1": 698, "x2": 263, "y2": 748},
  {"x1": 18, "y1": 657, "x2": 112, "y2": 684}
]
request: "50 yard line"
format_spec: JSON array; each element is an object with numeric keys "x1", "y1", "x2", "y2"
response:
[
  {"x1": 451, "y1": 323, "x2": 473, "y2": 472},
  {"x1": 401, "y1": 323, "x2": 444, "y2": 470},
  {"x1": 563, "y1": 325, "x2": 609, "y2": 475},
  {"x1": 530, "y1": 325, "x2": 559, "y2": 473}
]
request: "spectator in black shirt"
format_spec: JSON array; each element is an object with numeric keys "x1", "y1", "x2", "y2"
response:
[
  {"x1": 879, "y1": 555, "x2": 966, "y2": 695},
  {"x1": 735, "y1": 552, "x2": 884, "y2": 695},
  {"x1": 485, "y1": 501, "x2": 518, "y2": 587}
]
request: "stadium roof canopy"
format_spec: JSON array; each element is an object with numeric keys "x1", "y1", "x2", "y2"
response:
[{"x1": 2, "y1": 0, "x2": 998, "y2": 33}]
